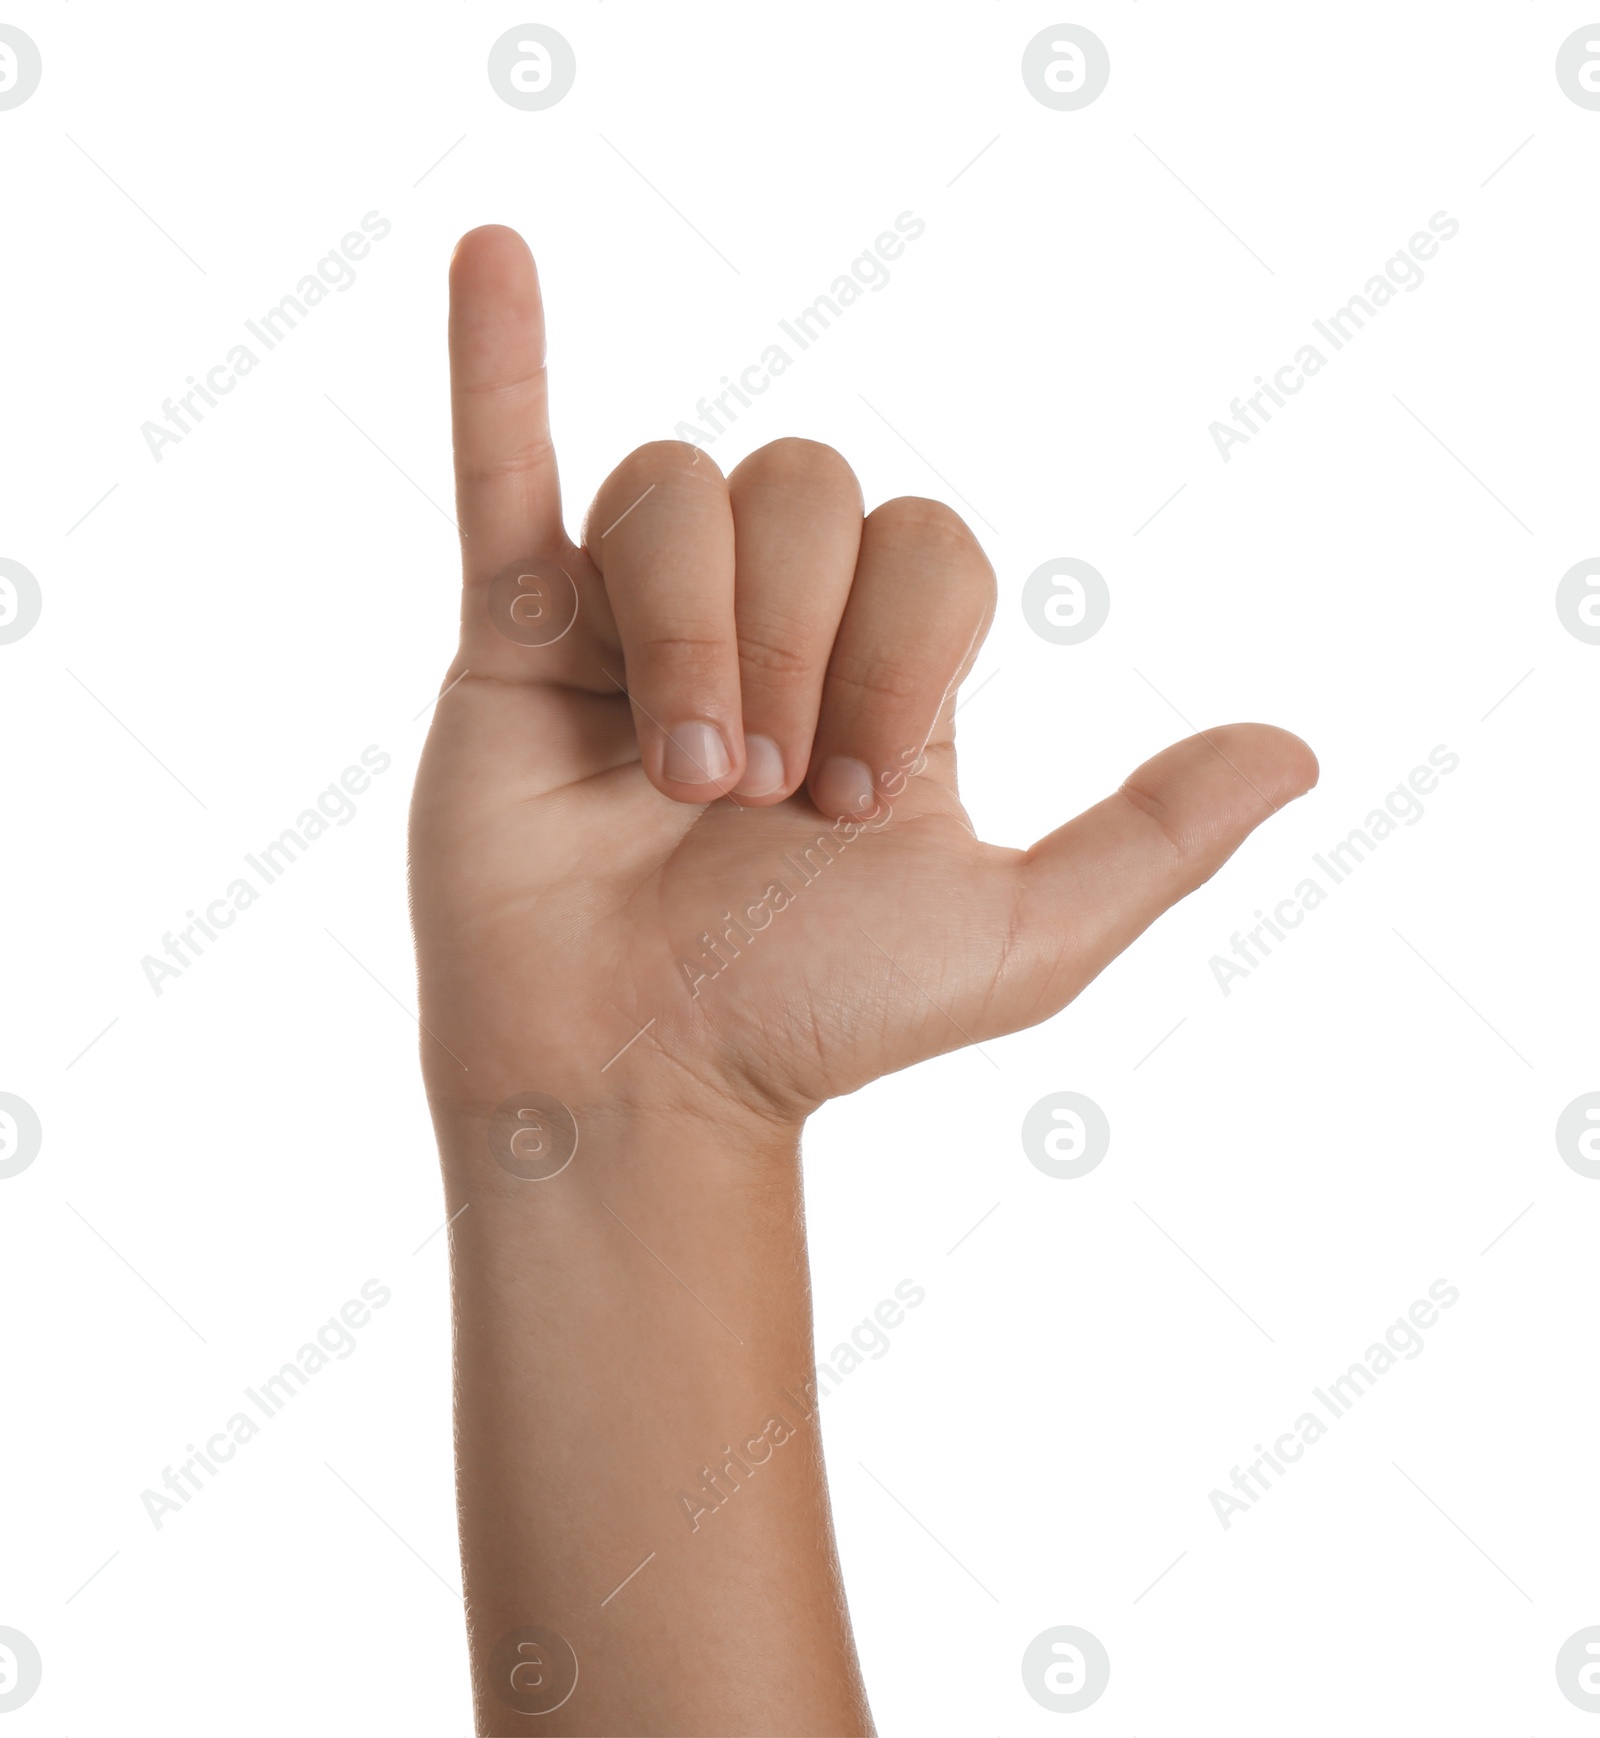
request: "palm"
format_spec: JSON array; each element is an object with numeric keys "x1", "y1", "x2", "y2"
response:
[{"x1": 414, "y1": 665, "x2": 1017, "y2": 1124}]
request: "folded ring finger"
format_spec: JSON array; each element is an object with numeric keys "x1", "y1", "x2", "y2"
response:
[{"x1": 726, "y1": 439, "x2": 863, "y2": 802}]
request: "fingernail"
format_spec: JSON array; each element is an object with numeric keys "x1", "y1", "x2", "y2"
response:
[
  {"x1": 814, "y1": 755, "x2": 876, "y2": 818},
  {"x1": 662, "y1": 720, "x2": 732, "y2": 785},
  {"x1": 735, "y1": 734, "x2": 785, "y2": 798}
]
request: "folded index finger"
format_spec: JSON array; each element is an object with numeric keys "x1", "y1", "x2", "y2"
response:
[{"x1": 449, "y1": 225, "x2": 566, "y2": 582}]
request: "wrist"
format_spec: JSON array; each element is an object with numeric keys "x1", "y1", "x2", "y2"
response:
[{"x1": 427, "y1": 1084, "x2": 804, "y2": 1197}]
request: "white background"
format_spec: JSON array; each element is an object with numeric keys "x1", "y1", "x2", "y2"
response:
[{"x1": 3, "y1": 3, "x2": 1598, "y2": 1732}]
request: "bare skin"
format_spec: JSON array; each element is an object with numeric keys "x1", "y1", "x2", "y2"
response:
[{"x1": 410, "y1": 225, "x2": 1318, "y2": 1735}]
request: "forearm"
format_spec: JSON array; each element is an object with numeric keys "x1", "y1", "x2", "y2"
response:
[{"x1": 435, "y1": 1102, "x2": 872, "y2": 1737}]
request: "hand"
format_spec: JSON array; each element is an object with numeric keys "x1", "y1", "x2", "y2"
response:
[
  {"x1": 410, "y1": 225, "x2": 1318, "y2": 1736},
  {"x1": 410, "y1": 226, "x2": 1316, "y2": 1137}
]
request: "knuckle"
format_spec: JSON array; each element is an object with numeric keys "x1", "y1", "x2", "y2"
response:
[
  {"x1": 586, "y1": 442, "x2": 726, "y2": 550},
  {"x1": 459, "y1": 431, "x2": 557, "y2": 486},
  {"x1": 1117, "y1": 777, "x2": 1194, "y2": 865},
  {"x1": 869, "y1": 496, "x2": 986, "y2": 564},
  {"x1": 620, "y1": 439, "x2": 724, "y2": 483},
  {"x1": 638, "y1": 630, "x2": 729, "y2": 661},
  {"x1": 734, "y1": 437, "x2": 861, "y2": 502},
  {"x1": 630, "y1": 632, "x2": 733, "y2": 687},
  {"x1": 867, "y1": 497, "x2": 996, "y2": 620},
  {"x1": 826, "y1": 648, "x2": 924, "y2": 706},
  {"x1": 737, "y1": 625, "x2": 816, "y2": 683},
  {"x1": 596, "y1": 442, "x2": 722, "y2": 514}
]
